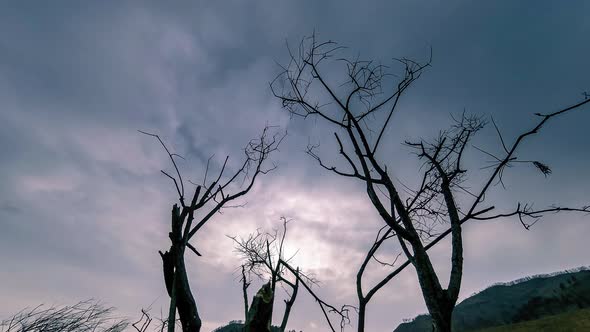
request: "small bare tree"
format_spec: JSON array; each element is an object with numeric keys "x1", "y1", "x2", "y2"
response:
[
  {"x1": 232, "y1": 218, "x2": 354, "y2": 332},
  {"x1": 0, "y1": 300, "x2": 128, "y2": 332},
  {"x1": 230, "y1": 217, "x2": 301, "y2": 332},
  {"x1": 131, "y1": 307, "x2": 182, "y2": 332},
  {"x1": 142, "y1": 126, "x2": 284, "y2": 332},
  {"x1": 271, "y1": 34, "x2": 590, "y2": 332}
]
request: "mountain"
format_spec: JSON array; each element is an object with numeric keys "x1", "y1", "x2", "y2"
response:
[
  {"x1": 394, "y1": 267, "x2": 590, "y2": 332},
  {"x1": 475, "y1": 307, "x2": 590, "y2": 332},
  {"x1": 212, "y1": 321, "x2": 281, "y2": 332}
]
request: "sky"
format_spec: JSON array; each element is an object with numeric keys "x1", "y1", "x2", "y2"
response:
[{"x1": 1, "y1": 1, "x2": 589, "y2": 331}]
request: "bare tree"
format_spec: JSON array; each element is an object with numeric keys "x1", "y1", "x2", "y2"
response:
[
  {"x1": 271, "y1": 34, "x2": 590, "y2": 332},
  {"x1": 131, "y1": 309, "x2": 158, "y2": 332},
  {"x1": 131, "y1": 307, "x2": 183, "y2": 332},
  {"x1": 0, "y1": 300, "x2": 128, "y2": 332},
  {"x1": 230, "y1": 217, "x2": 301, "y2": 332},
  {"x1": 240, "y1": 265, "x2": 251, "y2": 323},
  {"x1": 142, "y1": 126, "x2": 284, "y2": 332},
  {"x1": 232, "y1": 218, "x2": 354, "y2": 332}
]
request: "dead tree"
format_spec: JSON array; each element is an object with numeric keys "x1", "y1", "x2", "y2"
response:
[
  {"x1": 271, "y1": 34, "x2": 590, "y2": 332},
  {"x1": 241, "y1": 265, "x2": 251, "y2": 323},
  {"x1": 245, "y1": 282, "x2": 274, "y2": 332},
  {"x1": 233, "y1": 218, "x2": 352, "y2": 332},
  {"x1": 230, "y1": 218, "x2": 301, "y2": 332},
  {"x1": 142, "y1": 126, "x2": 284, "y2": 332},
  {"x1": 279, "y1": 259, "x2": 353, "y2": 332},
  {"x1": 0, "y1": 300, "x2": 128, "y2": 332},
  {"x1": 131, "y1": 308, "x2": 173, "y2": 332}
]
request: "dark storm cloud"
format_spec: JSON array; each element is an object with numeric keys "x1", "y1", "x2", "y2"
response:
[{"x1": 1, "y1": 1, "x2": 589, "y2": 331}]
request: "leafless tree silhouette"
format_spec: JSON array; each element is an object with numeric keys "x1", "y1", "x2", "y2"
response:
[
  {"x1": 271, "y1": 34, "x2": 590, "y2": 332},
  {"x1": 131, "y1": 307, "x2": 181, "y2": 332},
  {"x1": 231, "y1": 218, "x2": 301, "y2": 332},
  {"x1": 231, "y1": 217, "x2": 353, "y2": 332},
  {"x1": 141, "y1": 125, "x2": 284, "y2": 332}
]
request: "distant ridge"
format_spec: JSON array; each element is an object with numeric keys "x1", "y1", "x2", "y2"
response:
[
  {"x1": 465, "y1": 265, "x2": 590, "y2": 299},
  {"x1": 213, "y1": 320, "x2": 281, "y2": 332},
  {"x1": 394, "y1": 266, "x2": 590, "y2": 332},
  {"x1": 475, "y1": 307, "x2": 590, "y2": 332}
]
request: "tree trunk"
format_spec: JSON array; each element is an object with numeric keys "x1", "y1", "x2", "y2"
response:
[
  {"x1": 357, "y1": 302, "x2": 366, "y2": 332},
  {"x1": 279, "y1": 300, "x2": 293, "y2": 332},
  {"x1": 161, "y1": 205, "x2": 202, "y2": 332},
  {"x1": 411, "y1": 248, "x2": 453, "y2": 332},
  {"x1": 279, "y1": 274, "x2": 298, "y2": 332},
  {"x1": 245, "y1": 283, "x2": 274, "y2": 332},
  {"x1": 430, "y1": 303, "x2": 453, "y2": 332},
  {"x1": 242, "y1": 266, "x2": 250, "y2": 322},
  {"x1": 161, "y1": 245, "x2": 202, "y2": 332}
]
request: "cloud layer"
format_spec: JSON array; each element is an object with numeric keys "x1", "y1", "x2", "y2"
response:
[{"x1": 1, "y1": 1, "x2": 589, "y2": 331}]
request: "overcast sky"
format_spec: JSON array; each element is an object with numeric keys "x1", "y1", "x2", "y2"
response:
[{"x1": 1, "y1": 1, "x2": 589, "y2": 331}]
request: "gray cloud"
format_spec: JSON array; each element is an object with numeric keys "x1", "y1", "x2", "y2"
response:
[{"x1": 1, "y1": 1, "x2": 589, "y2": 331}]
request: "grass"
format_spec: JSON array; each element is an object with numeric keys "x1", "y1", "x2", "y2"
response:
[{"x1": 474, "y1": 307, "x2": 590, "y2": 332}]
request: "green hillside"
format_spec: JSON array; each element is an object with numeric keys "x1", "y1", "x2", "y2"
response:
[
  {"x1": 475, "y1": 307, "x2": 590, "y2": 332},
  {"x1": 394, "y1": 268, "x2": 590, "y2": 332},
  {"x1": 212, "y1": 321, "x2": 281, "y2": 332}
]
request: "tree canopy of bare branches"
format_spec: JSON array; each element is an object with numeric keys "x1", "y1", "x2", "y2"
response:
[
  {"x1": 271, "y1": 34, "x2": 590, "y2": 332},
  {"x1": 231, "y1": 217, "x2": 353, "y2": 332},
  {"x1": 142, "y1": 126, "x2": 284, "y2": 332},
  {"x1": 230, "y1": 217, "x2": 301, "y2": 332}
]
